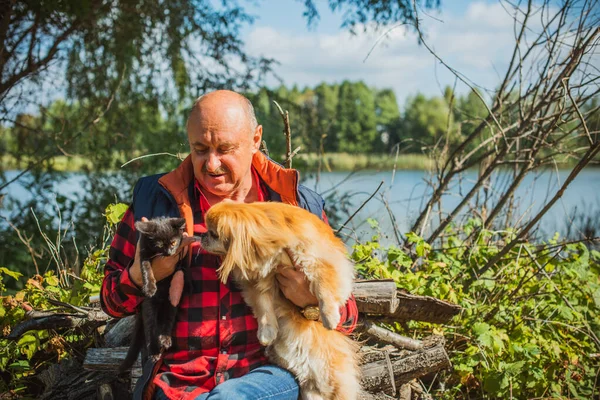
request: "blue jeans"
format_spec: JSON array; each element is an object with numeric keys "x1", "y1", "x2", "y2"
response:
[{"x1": 154, "y1": 365, "x2": 299, "y2": 400}]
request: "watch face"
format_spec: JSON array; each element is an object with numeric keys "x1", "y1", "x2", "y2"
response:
[{"x1": 303, "y1": 307, "x2": 320, "y2": 321}]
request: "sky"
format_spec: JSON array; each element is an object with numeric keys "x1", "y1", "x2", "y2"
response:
[{"x1": 240, "y1": 0, "x2": 522, "y2": 103}]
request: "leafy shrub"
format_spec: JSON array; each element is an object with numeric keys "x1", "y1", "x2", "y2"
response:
[
  {"x1": 0, "y1": 203, "x2": 127, "y2": 398},
  {"x1": 353, "y1": 219, "x2": 600, "y2": 399}
]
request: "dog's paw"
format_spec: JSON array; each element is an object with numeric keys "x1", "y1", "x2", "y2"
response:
[
  {"x1": 320, "y1": 304, "x2": 341, "y2": 330},
  {"x1": 159, "y1": 335, "x2": 172, "y2": 351},
  {"x1": 258, "y1": 325, "x2": 278, "y2": 346}
]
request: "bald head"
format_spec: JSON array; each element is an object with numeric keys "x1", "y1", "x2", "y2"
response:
[
  {"x1": 186, "y1": 89, "x2": 263, "y2": 202},
  {"x1": 187, "y1": 90, "x2": 258, "y2": 134}
]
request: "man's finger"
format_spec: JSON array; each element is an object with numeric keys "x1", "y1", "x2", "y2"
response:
[
  {"x1": 276, "y1": 274, "x2": 291, "y2": 286},
  {"x1": 141, "y1": 216, "x2": 149, "y2": 222},
  {"x1": 179, "y1": 236, "x2": 198, "y2": 248}
]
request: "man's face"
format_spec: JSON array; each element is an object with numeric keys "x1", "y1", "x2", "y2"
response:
[{"x1": 187, "y1": 101, "x2": 262, "y2": 199}]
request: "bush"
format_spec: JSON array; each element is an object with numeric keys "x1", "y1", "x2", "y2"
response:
[
  {"x1": 0, "y1": 203, "x2": 126, "y2": 398},
  {"x1": 353, "y1": 219, "x2": 600, "y2": 399}
]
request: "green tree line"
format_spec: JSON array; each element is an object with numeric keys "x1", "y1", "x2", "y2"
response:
[{"x1": 4, "y1": 82, "x2": 597, "y2": 171}]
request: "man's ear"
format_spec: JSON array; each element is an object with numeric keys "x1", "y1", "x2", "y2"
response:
[
  {"x1": 135, "y1": 220, "x2": 156, "y2": 235},
  {"x1": 251, "y1": 125, "x2": 263, "y2": 154}
]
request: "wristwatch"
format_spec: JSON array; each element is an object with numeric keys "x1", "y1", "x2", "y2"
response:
[{"x1": 300, "y1": 305, "x2": 321, "y2": 321}]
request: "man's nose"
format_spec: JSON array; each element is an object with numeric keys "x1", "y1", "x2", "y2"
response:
[{"x1": 205, "y1": 152, "x2": 221, "y2": 172}]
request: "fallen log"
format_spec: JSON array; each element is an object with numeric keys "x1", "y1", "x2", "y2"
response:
[
  {"x1": 353, "y1": 279, "x2": 399, "y2": 315},
  {"x1": 391, "y1": 290, "x2": 461, "y2": 324},
  {"x1": 9, "y1": 280, "x2": 459, "y2": 399},
  {"x1": 85, "y1": 337, "x2": 450, "y2": 397},
  {"x1": 353, "y1": 280, "x2": 461, "y2": 324},
  {"x1": 360, "y1": 337, "x2": 450, "y2": 394},
  {"x1": 6, "y1": 309, "x2": 108, "y2": 339}
]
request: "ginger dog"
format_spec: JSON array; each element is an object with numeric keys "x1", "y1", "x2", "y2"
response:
[{"x1": 200, "y1": 201, "x2": 360, "y2": 400}]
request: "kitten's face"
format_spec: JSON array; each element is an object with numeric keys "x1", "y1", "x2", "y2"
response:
[{"x1": 135, "y1": 217, "x2": 186, "y2": 256}]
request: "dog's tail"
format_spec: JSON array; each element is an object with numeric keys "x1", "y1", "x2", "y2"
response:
[{"x1": 119, "y1": 314, "x2": 144, "y2": 374}]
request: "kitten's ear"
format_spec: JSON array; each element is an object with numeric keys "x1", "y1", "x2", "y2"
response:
[
  {"x1": 171, "y1": 218, "x2": 186, "y2": 230},
  {"x1": 135, "y1": 220, "x2": 156, "y2": 235}
]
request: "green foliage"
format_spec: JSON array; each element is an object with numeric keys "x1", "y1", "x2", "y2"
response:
[
  {"x1": 0, "y1": 203, "x2": 127, "y2": 397},
  {"x1": 353, "y1": 222, "x2": 600, "y2": 399}
]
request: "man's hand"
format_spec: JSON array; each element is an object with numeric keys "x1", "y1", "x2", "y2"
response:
[
  {"x1": 129, "y1": 217, "x2": 196, "y2": 289},
  {"x1": 276, "y1": 251, "x2": 318, "y2": 308}
]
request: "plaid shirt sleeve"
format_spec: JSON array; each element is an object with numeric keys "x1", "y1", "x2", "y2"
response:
[
  {"x1": 337, "y1": 294, "x2": 358, "y2": 334},
  {"x1": 321, "y1": 210, "x2": 359, "y2": 334},
  {"x1": 100, "y1": 207, "x2": 145, "y2": 318}
]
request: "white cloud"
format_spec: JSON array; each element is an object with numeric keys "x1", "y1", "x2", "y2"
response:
[{"x1": 245, "y1": 2, "x2": 521, "y2": 101}]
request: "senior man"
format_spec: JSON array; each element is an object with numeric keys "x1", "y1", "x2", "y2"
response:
[{"x1": 101, "y1": 90, "x2": 358, "y2": 400}]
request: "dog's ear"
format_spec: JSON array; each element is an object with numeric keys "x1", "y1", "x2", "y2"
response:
[
  {"x1": 213, "y1": 210, "x2": 237, "y2": 284},
  {"x1": 215, "y1": 207, "x2": 256, "y2": 283}
]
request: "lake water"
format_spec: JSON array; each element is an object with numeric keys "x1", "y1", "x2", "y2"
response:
[{"x1": 3, "y1": 168, "x2": 599, "y2": 244}]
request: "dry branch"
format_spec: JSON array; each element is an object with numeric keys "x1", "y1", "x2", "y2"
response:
[
  {"x1": 358, "y1": 320, "x2": 424, "y2": 351},
  {"x1": 273, "y1": 100, "x2": 296, "y2": 168}
]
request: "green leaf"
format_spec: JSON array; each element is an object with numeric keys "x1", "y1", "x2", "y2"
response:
[
  {"x1": 17, "y1": 334, "x2": 39, "y2": 360},
  {"x1": 8, "y1": 360, "x2": 30, "y2": 370},
  {"x1": 105, "y1": 203, "x2": 129, "y2": 225},
  {"x1": 472, "y1": 322, "x2": 491, "y2": 336},
  {"x1": 45, "y1": 274, "x2": 59, "y2": 287},
  {"x1": 366, "y1": 218, "x2": 379, "y2": 229},
  {"x1": 0, "y1": 267, "x2": 23, "y2": 281}
]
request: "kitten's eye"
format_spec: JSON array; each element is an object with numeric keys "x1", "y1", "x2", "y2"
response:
[{"x1": 170, "y1": 239, "x2": 178, "y2": 246}]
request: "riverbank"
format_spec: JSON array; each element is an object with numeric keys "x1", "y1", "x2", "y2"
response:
[
  {"x1": 2, "y1": 153, "x2": 435, "y2": 172},
  {"x1": 3, "y1": 152, "x2": 596, "y2": 173}
]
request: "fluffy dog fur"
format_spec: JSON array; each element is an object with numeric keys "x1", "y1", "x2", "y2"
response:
[{"x1": 200, "y1": 201, "x2": 360, "y2": 400}]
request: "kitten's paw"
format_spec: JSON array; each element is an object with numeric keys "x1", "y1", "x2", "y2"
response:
[
  {"x1": 143, "y1": 281, "x2": 157, "y2": 297},
  {"x1": 320, "y1": 304, "x2": 341, "y2": 330},
  {"x1": 149, "y1": 354, "x2": 161, "y2": 364},
  {"x1": 258, "y1": 325, "x2": 278, "y2": 346},
  {"x1": 158, "y1": 335, "x2": 172, "y2": 351}
]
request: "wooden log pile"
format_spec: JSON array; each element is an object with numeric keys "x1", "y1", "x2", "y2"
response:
[{"x1": 8, "y1": 280, "x2": 461, "y2": 399}]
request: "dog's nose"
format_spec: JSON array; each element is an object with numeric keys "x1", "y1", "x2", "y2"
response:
[{"x1": 193, "y1": 233, "x2": 206, "y2": 241}]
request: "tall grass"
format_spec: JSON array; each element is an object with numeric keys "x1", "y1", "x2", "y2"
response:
[{"x1": 292, "y1": 153, "x2": 434, "y2": 171}]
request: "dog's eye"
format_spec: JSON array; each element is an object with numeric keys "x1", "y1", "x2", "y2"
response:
[{"x1": 208, "y1": 230, "x2": 218, "y2": 239}]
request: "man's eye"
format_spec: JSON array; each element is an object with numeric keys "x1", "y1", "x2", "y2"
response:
[{"x1": 195, "y1": 148, "x2": 208, "y2": 154}]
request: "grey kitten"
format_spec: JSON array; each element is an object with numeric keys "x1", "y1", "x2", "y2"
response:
[{"x1": 120, "y1": 217, "x2": 186, "y2": 372}]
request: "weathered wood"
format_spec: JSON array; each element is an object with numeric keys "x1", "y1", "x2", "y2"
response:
[
  {"x1": 85, "y1": 338, "x2": 450, "y2": 397},
  {"x1": 360, "y1": 340, "x2": 451, "y2": 394},
  {"x1": 353, "y1": 280, "x2": 399, "y2": 315},
  {"x1": 391, "y1": 290, "x2": 461, "y2": 324},
  {"x1": 7, "y1": 309, "x2": 109, "y2": 339},
  {"x1": 358, "y1": 319, "x2": 423, "y2": 351},
  {"x1": 103, "y1": 315, "x2": 136, "y2": 347},
  {"x1": 34, "y1": 358, "x2": 117, "y2": 400},
  {"x1": 97, "y1": 383, "x2": 114, "y2": 400},
  {"x1": 353, "y1": 280, "x2": 461, "y2": 324},
  {"x1": 84, "y1": 347, "x2": 139, "y2": 371}
]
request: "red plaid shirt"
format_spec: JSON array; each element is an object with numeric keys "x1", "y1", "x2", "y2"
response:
[{"x1": 101, "y1": 168, "x2": 358, "y2": 400}]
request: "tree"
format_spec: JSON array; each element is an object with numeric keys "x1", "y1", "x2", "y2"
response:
[
  {"x1": 301, "y1": 0, "x2": 440, "y2": 32},
  {"x1": 315, "y1": 83, "x2": 340, "y2": 153},
  {"x1": 374, "y1": 89, "x2": 401, "y2": 152},
  {"x1": 336, "y1": 81, "x2": 377, "y2": 153},
  {"x1": 402, "y1": 93, "x2": 456, "y2": 151}
]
